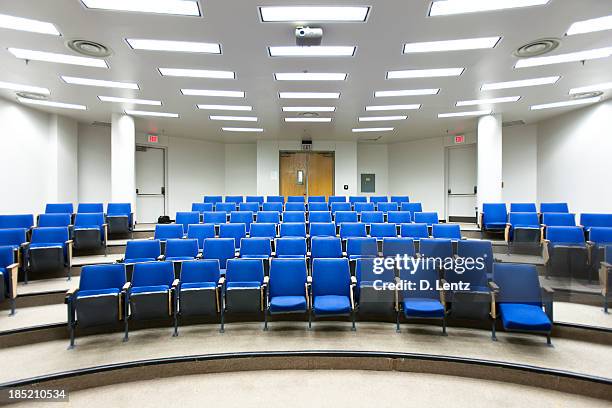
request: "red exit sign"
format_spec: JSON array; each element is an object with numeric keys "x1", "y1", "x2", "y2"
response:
[
  {"x1": 148, "y1": 134, "x2": 159, "y2": 143},
  {"x1": 454, "y1": 135, "x2": 465, "y2": 144}
]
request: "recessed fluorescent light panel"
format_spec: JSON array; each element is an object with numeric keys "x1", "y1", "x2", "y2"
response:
[
  {"x1": 274, "y1": 73, "x2": 347, "y2": 81},
  {"x1": 81, "y1": 0, "x2": 201, "y2": 16},
  {"x1": 279, "y1": 92, "x2": 340, "y2": 99},
  {"x1": 197, "y1": 104, "x2": 253, "y2": 111},
  {"x1": 456, "y1": 96, "x2": 521, "y2": 106},
  {"x1": 125, "y1": 110, "x2": 179, "y2": 118},
  {"x1": 127, "y1": 39, "x2": 221, "y2": 54},
  {"x1": 210, "y1": 116, "x2": 258, "y2": 122},
  {"x1": 61, "y1": 76, "x2": 138, "y2": 89},
  {"x1": 566, "y1": 15, "x2": 612, "y2": 36},
  {"x1": 569, "y1": 82, "x2": 612, "y2": 95},
  {"x1": 17, "y1": 97, "x2": 86, "y2": 110},
  {"x1": 159, "y1": 68, "x2": 235, "y2": 79},
  {"x1": 285, "y1": 118, "x2": 332, "y2": 123},
  {"x1": 530, "y1": 97, "x2": 601, "y2": 110},
  {"x1": 268, "y1": 46, "x2": 356, "y2": 57},
  {"x1": 0, "y1": 81, "x2": 50, "y2": 95},
  {"x1": 481, "y1": 76, "x2": 560, "y2": 90},
  {"x1": 352, "y1": 128, "x2": 394, "y2": 133},
  {"x1": 98, "y1": 96, "x2": 161, "y2": 105},
  {"x1": 222, "y1": 127, "x2": 264, "y2": 132},
  {"x1": 260, "y1": 6, "x2": 369, "y2": 22},
  {"x1": 359, "y1": 116, "x2": 407, "y2": 122},
  {"x1": 515, "y1": 47, "x2": 612, "y2": 68},
  {"x1": 8, "y1": 48, "x2": 108, "y2": 68},
  {"x1": 181, "y1": 89, "x2": 244, "y2": 98},
  {"x1": 282, "y1": 106, "x2": 336, "y2": 112},
  {"x1": 0, "y1": 13, "x2": 60, "y2": 35},
  {"x1": 375, "y1": 89, "x2": 439, "y2": 97},
  {"x1": 366, "y1": 104, "x2": 421, "y2": 111},
  {"x1": 403, "y1": 37, "x2": 500, "y2": 53},
  {"x1": 387, "y1": 68, "x2": 464, "y2": 79},
  {"x1": 438, "y1": 109, "x2": 492, "y2": 118},
  {"x1": 429, "y1": 0, "x2": 550, "y2": 16}
]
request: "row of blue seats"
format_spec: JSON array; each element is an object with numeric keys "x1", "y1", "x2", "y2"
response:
[
  {"x1": 203, "y1": 195, "x2": 411, "y2": 205},
  {"x1": 65, "y1": 258, "x2": 555, "y2": 347},
  {"x1": 505, "y1": 212, "x2": 612, "y2": 243},
  {"x1": 194, "y1": 201, "x2": 422, "y2": 214}
]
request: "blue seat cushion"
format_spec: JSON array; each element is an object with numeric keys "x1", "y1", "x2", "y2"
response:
[
  {"x1": 276, "y1": 255, "x2": 306, "y2": 259},
  {"x1": 181, "y1": 282, "x2": 217, "y2": 290},
  {"x1": 270, "y1": 295, "x2": 307, "y2": 313},
  {"x1": 29, "y1": 243, "x2": 65, "y2": 249},
  {"x1": 403, "y1": 298, "x2": 445, "y2": 318},
  {"x1": 226, "y1": 281, "x2": 261, "y2": 289},
  {"x1": 166, "y1": 256, "x2": 195, "y2": 262},
  {"x1": 484, "y1": 222, "x2": 506, "y2": 230},
  {"x1": 240, "y1": 254, "x2": 270, "y2": 259},
  {"x1": 499, "y1": 303, "x2": 552, "y2": 332},
  {"x1": 77, "y1": 288, "x2": 120, "y2": 298},
  {"x1": 313, "y1": 295, "x2": 351, "y2": 315},
  {"x1": 131, "y1": 285, "x2": 169, "y2": 294},
  {"x1": 123, "y1": 258, "x2": 157, "y2": 264}
]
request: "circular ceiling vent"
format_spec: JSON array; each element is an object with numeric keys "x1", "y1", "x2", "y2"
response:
[
  {"x1": 66, "y1": 39, "x2": 113, "y2": 58},
  {"x1": 513, "y1": 38, "x2": 560, "y2": 58},
  {"x1": 571, "y1": 91, "x2": 603, "y2": 100},
  {"x1": 299, "y1": 112, "x2": 320, "y2": 118},
  {"x1": 16, "y1": 91, "x2": 48, "y2": 101}
]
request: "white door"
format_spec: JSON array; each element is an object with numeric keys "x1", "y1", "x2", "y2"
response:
[
  {"x1": 135, "y1": 146, "x2": 166, "y2": 223},
  {"x1": 446, "y1": 144, "x2": 477, "y2": 221}
]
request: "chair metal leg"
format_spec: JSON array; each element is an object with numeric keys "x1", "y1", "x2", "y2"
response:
[
  {"x1": 546, "y1": 333, "x2": 553, "y2": 347},
  {"x1": 308, "y1": 309, "x2": 312, "y2": 330},
  {"x1": 263, "y1": 308, "x2": 268, "y2": 331},
  {"x1": 351, "y1": 311, "x2": 356, "y2": 331},
  {"x1": 220, "y1": 307, "x2": 225, "y2": 333},
  {"x1": 24, "y1": 268, "x2": 28, "y2": 285},
  {"x1": 604, "y1": 294, "x2": 609, "y2": 314},
  {"x1": 67, "y1": 266, "x2": 72, "y2": 281},
  {"x1": 123, "y1": 295, "x2": 129, "y2": 342},
  {"x1": 491, "y1": 319, "x2": 497, "y2": 341},
  {"x1": 441, "y1": 316, "x2": 447, "y2": 336},
  {"x1": 396, "y1": 310, "x2": 401, "y2": 333},
  {"x1": 9, "y1": 299, "x2": 16, "y2": 316}
]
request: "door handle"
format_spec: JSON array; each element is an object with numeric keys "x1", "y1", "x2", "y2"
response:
[
  {"x1": 448, "y1": 189, "x2": 451, "y2": 194},
  {"x1": 474, "y1": 186, "x2": 477, "y2": 194},
  {"x1": 161, "y1": 187, "x2": 165, "y2": 195},
  {"x1": 136, "y1": 188, "x2": 139, "y2": 194}
]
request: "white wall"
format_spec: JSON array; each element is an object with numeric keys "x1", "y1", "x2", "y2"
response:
[
  {"x1": 537, "y1": 99, "x2": 612, "y2": 214},
  {"x1": 78, "y1": 123, "x2": 112, "y2": 204},
  {"x1": 110, "y1": 114, "x2": 136, "y2": 206},
  {"x1": 502, "y1": 124, "x2": 538, "y2": 204},
  {"x1": 357, "y1": 143, "x2": 389, "y2": 196},
  {"x1": 225, "y1": 144, "x2": 257, "y2": 196}
]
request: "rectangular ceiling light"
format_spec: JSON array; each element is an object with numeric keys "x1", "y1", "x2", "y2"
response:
[
  {"x1": 530, "y1": 96, "x2": 601, "y2": 110},
  {"x1": 375, "y1": 89, "x2": 439, "y2": 97},
  {"x1": 61, "y1": 76, "x2": 138, "y2": 89},
  {"x1": 515, "y1": 47, "x2": 612, "y2": 68},
  {"x1": 282, "y1": 106, "x2": 336, "y2": 112},
  {"x1": 0, "y1": 13, "x2": 60, "y2": 35},
  {"x1": 481, "y1": 76, "x2": 560, "y2": 90},
  {"x1": 352, "y1": 128, "x2": 394, "y2": 133},
  {"x1": 274, "y1": 73, "x2": 347, "y2": 81},
  {"x1": 359, "y1": 116, "x2": 407, "y2": 122},
  {"x1": 268, "y1": 46, "x2": 356, "y2": 57},
  {"x1": 279, "y1": 92, "x2": 340, "y2": 99},
  {"x1": 210, "y1": 115, "x2": 258, "y2": 122},
  {"x1": 125, "y1": 109, "x2": 179, "y2": 118},
  {"x1": 17, "y1": 97, "x2": 86, "y2": 110},
  {"x1": 222, "y1": 127, "x2": 264, "y2": 132},
  {"x1": 181, "y1": 89, "x2": 244, "y2": 98},
  {"x1": 366, "y1": 104, "x2": 421, "y2": 111},
  {"x1": 285, "y1": 117, "x2": 332, "y2": 123},
  {"x1": 126, "y1": 39, "x2": 221, "y2": 54},
  {"x1": 567, "y1": 14, "x2": 612, "y2": 36},
  {"x1": 387, "y1": 68, "x2": 464, "y2": 79},
  {"x1": 456, "y1": 96, "x2": 521, "y2": 106},
  {"x1": 159, "y1": 68, "x2": 235, "y2": 79},
  {"x1": 0, "y1": 81, "x2": 50, "y2": 95},
  {"x1": 429, "y1": 0, "x2": 550, "y2": 16},
  {"x1": 438, "y1": 109, "x2": 492, "y2": 118},
  {"x1": 8, "y1": 48, "x2": 108, "y2": 68},
  {"x1": 569, "y1": 82, "x2": 612, "y2": 95},
  {"x1": 98, "y1": 96, "x2": 161, "y2": 105},
  {"x1": 197, "y1": 104, "x2": 252, "y2": 111},
  {"x1": 403, "y1": 37, "x2": 501, "y2": 53},
  {"x1": 260, "y1": 6, "x2": 369, "y2": 22},
  {"x1": 81, "y1": 0, "x2": 201, "y2": 16}
]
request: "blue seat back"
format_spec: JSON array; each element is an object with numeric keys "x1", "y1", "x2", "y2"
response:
[
  {"x1": 246, "y1": 196, "x2": 264, "y2": 204},
  {"x1": 0, "y1": 246, "x2": 14, "y2": 268},
  {"x1": 335, "y1": 211, "x2": 358, "y2": 224},
  {"x1": 215, "y1": 203, "x2": 236, "y2": 214},
  {"x1": 226, "y1": 259, "x2": 264, "y2": 284},
  {"x1": 266, "y1": 196, "x2": 285, "y2": 203},
  {"x1": 400, "y1": 223, "x2": 429, "y2": 239},
  {"x1": 180, "y1": 260, "x2": 220, "y2": 284},
  {"x1": 369, "y1": 196, "x2": 388, "y2": 204},
  {"x1": 340, "y1": 222, "x2": 367, "y2": 239},
  {"x1": 31, "y1": 227, "x2": 69, "y2": 244},
  {"x1": 240, "y1": 238, "x2": 271, "y2": 257},
  {"x1": 202, "y1": 212, "x2": 227, "y2": 225},
  {"x1": 387, "y1": 211, "x2": 412, "y2": 224},
  {"x1": 74, "y1": 213, "x2": 104, "y2": 234},
  {"x1": 482, "y1": 203, "x2": 507, "y2": 225},
  {"x1": 202, "y1": 238, "x2": 235, "y2": 269},
  {"x1": 308, "y1": 196, "x2": 326, "y2": 203},
  {"x1": 448, "y1": 251, "x2": 488, "y2": 289},
  {"x1": 287, "y1": 196, "x2": 305, "y2": 203},
  {"x1": 493, "y1": 263, "x2": 542, "y2": 305},
  {"x1": 356, "y1": 258, "x2": 395, "y2": 286},
  {"x1": 349, "y1": 196, "x2": 367, "y2": 204},
  {"x1": 280, "y1": 222, "x2": 306, "y2": 238},
  {"x1": 283, "y1": 211, "x2": 306, "y2": 223},
  {"x1": 187, "y1": 224, "x2": 216, "y2": 249},
  {"x1": 456, "y1": 240, "x2": 493, "y2": 277},
  {"x1": 46, "y1": 203, "x2": 74, "y2": 214},
  {"x1": 399, "y1": 263, "x2": 439, "y2": 300},
  {"x1": 219, "y1": 223, "x2": 246, "y2": 248},
  {"x1": 419, "y1": 238, "x2": 453, "y2": 260},
  {"x1": 262, "y1": 202, "x2": 283, "y2": 212},
  {"x1": 360, "y1": 211, "x2": 384, "y2": 224},
  {"x1": 0, "y1": 214, "x2": 34, "y2": 229},
  {"x1": 508, "y1": 212, "x2": 539, "y2": 227},
  {"x1": 328, "y1": 196, "x2": 347, "y2": 204},
  {"x1": 38, "y1": 214, "x2": 71, "y2": 227},
  {"x1": 432, "y1": 224, "x2": 461, "y2": 239},
  {"x1": 107, "y1": 203, "x2": 132, "y2": 217},
  {"x1": 401, "y1": 203, "x2": 423, "y2": 220},
  {"x1": 370, "y1": 223, "x2": 397, "y2": 238},
  {"x1": 77, "y1": 203, "x2": 104, "y2": 213},
  {"x1": 132, "y1": 261, "x2": 174, "y2": 288},
  {"x1": 354, "y1": 202, "x2": 375, "y2": 213},
  {"x1": 390, "y1": 196, "x2": 410, "y2": 204},
  {"x1": 176, "y1": 212, "x2": 200, "y2": 234},
  {"x1": 510, "y1": 203, "x2": 537, "y2": 213},
  {"x1": 310, "y1": 222, "x2": 336, "y2": 237},
  {"x1": 308, "y1": 202, "x2": 329, "y2": 212},
  {"x1": 285, "y1": 203, "x2": 306, "y2": 212},
  {"x1": 239, "y1": 202, "x2": 260, "y2": 212},
  {"x1": 414, "y1": 212, "x2": 438, "y2": 226},
  {"x1": 275, "y1": 237, "x2": 307, "y2": 257},
  {"x1": 311, "y1": 237, "x2": 343, "y2": 259},
  {"x1": 203, "y1": 195, "x2": 223, "y2": 205},
  {"x1": 542, "y1": 213, "x2": 575, "y2": 227},
  {"x1": 0, "y1": 228, "x2": 27, "y2": 247},
  {"x1": 382, "y1": 237, "x2": 415, "y2": 258},
  {"x1": 377, "y1": 203, "x2": 398, "y2": 213},
  {"x1": 330, "y1": 202, "x2": 351, "y2": 213},
  {"x1": 225, "y1": 195, "x2": 243, "y2": 204},
  {"x1": 125, "y1": 239, "x2": 161, "y2": 260},
  {"x1": 312, "y1": 258, "x2": 350, "y2": 297},
  {"x1": 540, "y1": 203, "x2": 568, "y2": 213},
  {"x1": 155, "y1": 224, "x2": 184, "y2": 240},
  {"x1": 250, "y1": 223, "x2": 277, "y2": 239},
  {"x1": 166, "y1": 239, "x2": 199, "y2": 258},
  {"x1": 589, "y1": 227, "x2": 612, "y2": 244},
  {"x1": 230, "y1": 211, "x2": 254, "y2": 232},
  {"x1": 80, "y1": 264, "x2": 126, "y2": 292},
  {"x1": 581, "y1": 213, "x2": 612, "y2": 230},
  {"x1": 347, "y1": 237, "x2": 378, "y2": 258},
  {"x1": 269, "y1": 259, "x2": 308, "y2": 298},
  {"x1": 546, "y1": 226, "x2": 585, "y2": 244},
  {"x1": 309, "y1": 211, "x2": 332, "y2": 223}
]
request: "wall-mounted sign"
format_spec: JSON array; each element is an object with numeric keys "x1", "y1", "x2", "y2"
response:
[
  {"x1": 454, "y1": 135, "x2": 465, "y2": 144},
  {"x1": 148, "y1": 134, "x2": 159, "y2": 143}
]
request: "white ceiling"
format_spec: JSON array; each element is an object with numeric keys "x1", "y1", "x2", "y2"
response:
[{"x1": 0, "y1": 0, "x2": 611, "y2": 143}]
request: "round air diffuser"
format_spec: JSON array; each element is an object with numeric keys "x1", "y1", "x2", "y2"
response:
[
  {"x1": 514, "y1": 38, "x2": 560, "y2": 58},
  {"x1": 66, "y1": 39, "x2": 113, "y2": 58}
]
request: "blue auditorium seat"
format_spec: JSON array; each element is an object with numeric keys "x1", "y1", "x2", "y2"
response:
[
  {"x1": 0, "y1": 246, "x2": 19, "y2": 315},
  {"x1": 311, "y1": 236, "x2": 343, "y2": 261},
  {"x1": 354, "y1": 202, "x2": 375, "y2": 214},
  {"x1": 311, "y1": 258, "x2": 355, "y2": 330},
  {"x1": 73, "y1": 213, "x2": 107, "y2": 253},
  {"x1": 0, "y1": 228, "x2": 27, "y2": 257},
  {"x1": 400, "y1": 223, "x2": 429, "y2": 240},
  {"x1": 202, "y1": 211, "x2": 227, "y2": 226},
  {"x1": 414, "y1": 212, "x2": 439, "y2": 227},
  {"x1": 287, "y1": 196, "x2": 305, "y2": 203},
  {"x1": 356, "y1": 257, "x2": 396, "y2": 317},
  {"x1": 308, "y1": 196, "x2": 326, "y2": 203},
  {"x1": 369, "y1": 196, "x2": 388, "y2": 206},
  {"x1": 164, "y1": 239, "x2": 199, "y2": 262},
  {"x1": 191, "y1": 202, "x2": 214, "y2": 215},
  {"x1": 219, "y1": 223, "x2": 246, "y2": 249},
  {"x1": 308, "y1": 202, "x2": 329, "y2": 212},
  {"x1": 187, "y1": 224, "x2": 216, "y2": 250},
  {"x1": 382, "y1": 237, "x2": 415, "y2": 258},
  {"x1": 340, "y1": 222, "x2": 367, "y2": 239},
  {"x1": 390, "y1": 196, "x2": 410, "y2": 204},
  {"x1": 225, "y1": 195, "x2": 244, "y2": 205},
  {"x1": 66, "y1": 264, "x2": 126, "y2": 347},
  {"x1": 215, "y1": 202, "x2": 236, "y2": 214},
  {"x1": 346, "y1": 237, "x2": 378, "y2": 260},
  {"x1": 240, "y1": 238, "x2": 272, "y2": 260},
  {"x1": 239, "y1": 202, "x2": 260, "y2": 213},
  {"x1": 246, "y1": 196, "x2": 264, "y2": 205},
  {"x1": 360, "y1": 211, "x2": 384, "y2": 225},
  {"x1": 250, "y1": 223, "x2": 277, "y2": 239},
  {"x1": 457, "y1": 240, "x2": 494, "y2": 280},
  {"x1": 491, "y1": 263, "x2": 553, "y2": 344},
  {"x1": 0, "y1": 214, "x2": 34, "y2": 230},
  {"x1": 275, "y1": 237, "x2": 307, "y2": 259},
  {"x1": 122, "y1": 239, "x2": 161, "y2": 264},
  {"x1": 370, "y1": 223, "x2": 397, "y2": 239},
  {"x1": 107, "y1": 203, "x2": 133, "y2": 235},
  {"x1": 77, "y1": 203, "x2": 104, "y2": 214},
  {"x1": 175, "y1": 211, "x2": 200, "y2": 235},
  {"x1": 309, "y1": 222, "x2": 336, "y2": 238},
  {"x1": 580, "y1": 213, "x2": 612, "y2": 232},
  {"x1": 256, "y1": 211, "x2": 280, "y2": 224},
  {"x1": 401, "y1": 202, "x2": 423, "y2": 221},
  {"x1": 283, "y1": 211, "x2": 306, "y2": 223},
  {"x1": 262, "y1": 202, "x2": 283, "y2": 213},
  {"x1": 25, "y1": 227, "x2": 72, "y2": 282},
  {"x1": 221, "y1": 259, "x2": 265, "y2": 331},
  {"x1": 309, "y1": 211, "x2": 332, "y2": 223},
  {"x1": 587, "y1": 227, "x2": 612, "y2": 283},
  {"x1": 510, "y1": 203, "x2": 537, "y2": 213},
  {"x1": 204, "y1": 196, "x2": 223, "y2": 207},
  {"x1": 328, "y1": 196, "x2": 346, "y2": 204},
  {"x1": 202, "y1": 238, "x2": 236, "y2": 272},
  {"x1": 280, "y1": 222, "x2": 306, "y2": 238},
  {"x1": 45, "y1": 203, "x2": 74, "y2": 214},
  {"x1": 349, "y1": 196, "x2": 368, "y2": 205},
  {"x1": 419, "y1": 239, "x2": 453, "y2": 269},
  {"x1": 230, "y1": 211, "x2": 254, "y2": 233},
  {"x1": 154, "y1": 224, "x2": 184, "y2": 242},
  {"x1": 387, "y1": 212, "x2": 411, "y2": 234},
  {"x1": 265, "y1": 258, "x2": 309, "y2": 329},
  {"x1": 480, "y1": 203, "x2": 507, "y2": 234},
  {"x1": 176, "y1": 260, "x2": 222, "y2": 334},
  {"x1": 542, "y1": 212, "x2": 576, "y2": 227},
  {"x1": 540, "y1": 203, "x2": 569, "y2": 214},
  {"x1": 432, "y1": 224, "x2": 462, "y2": 240},
  {"x1": 398, "y1": 263, "x2": 446, "y2": 334},
  {"x1": 124, "y1": 261, "x2": 176, "y2": 341},
  {"x1": 330, "y1": 202, "x2": 351, "y2": 213},
  {"x1": 334, "y1": 211, "x2": 358, "y2": 227},
  {"x1": 377, "y1": 202, "x2": 398, "y2": 214},
  {"x1": 544, "y1": 226, "x2": 588, "y2": 279},
  {"x1": 505, "y1": 212, "x2": 540, "y2": 246},
  {"x1": 266, "y1": 196, "x2": 285, "y2": 203}
]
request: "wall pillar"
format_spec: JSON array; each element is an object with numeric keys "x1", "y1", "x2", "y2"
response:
[
  {"x1": 477, "y1": 114, "x2": 503, "y2": 210},
  {"x1": 110, "y1": 113, "x2": 136, "y2": 208}
]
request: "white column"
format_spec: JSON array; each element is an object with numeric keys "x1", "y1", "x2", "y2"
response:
[
  {"x1": 477, "y1": 114, "x2": 503, "y2": 210},
  {"x1": 47, "y1": 114, "x2": 79, "y2": 205},
  {"x1": 110, "y1": 113, "x2": 136, "y2": 208}
]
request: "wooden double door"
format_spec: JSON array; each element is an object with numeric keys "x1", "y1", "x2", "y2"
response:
[{"x1": 279, "y1": 151, "x2": 334, "y2": 200}]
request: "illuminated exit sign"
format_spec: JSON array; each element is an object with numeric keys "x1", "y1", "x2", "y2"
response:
[
  {"x1": 454, "y1": 135, "x2": 465, "y2": 144},
  {"x1": 148, "y1": 134, "x2": 159, "y2": 143}
]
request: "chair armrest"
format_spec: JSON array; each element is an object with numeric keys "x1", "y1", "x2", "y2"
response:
[
  {"x1": 600, "y1": 263, "x2": 611, "y2": 295},
  {"x1": 66, "y1": 240, "x2": 73, "y2": 267},
  {"x1": 601, "y1": 262, "x2": 612, "y2": 269},
  {"x1": 122, "y1": 282, "x2": 131, "y2": 292},
  {"x1": 350, "y1": 276, "x2": 357, "y2": 285},
  {"x1": 6, "y1": 263, "x2": 18, "y2": 299},
  {"x1": 504, "y1": 224, "x2": 511, "y2": 243},
  {"x1": 307, "y1": 276, "x2": 312, "y2": 284},
  {"x1": 218, "y1": 276, "x2": 226, "y2": 286},
  {"x1": 541, "y1": 286, "x2": 554, "y2": 321},
  {"x1": 172, "y1": 279, "x2": 179, "y2": 288},
  {"x1": 157, "y1": 255, "x2": 165, "y2": 261},
  {"x1": 488, "y1": 281, "x2": 500, "y2": 293},
  {"x1": 542, "y1": 239, "x2": 551, "y2": 264},
  {"x1": 439, "y1": 278, "x2": 447, "y2": 306},
  {"x1": 65, "y1": 287, "x2": 78, "y2": 304},
  {"x1": 103, "y1": 224, "x2": 108, "y2": 243},
  {"x1": 263, "y1": 276, "x2": 269, "y2": 285}
]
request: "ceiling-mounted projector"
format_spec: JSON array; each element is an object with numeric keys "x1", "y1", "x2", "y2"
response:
[{"x1": 296, "y1": 26, "x2": 323, "y2": 46}]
